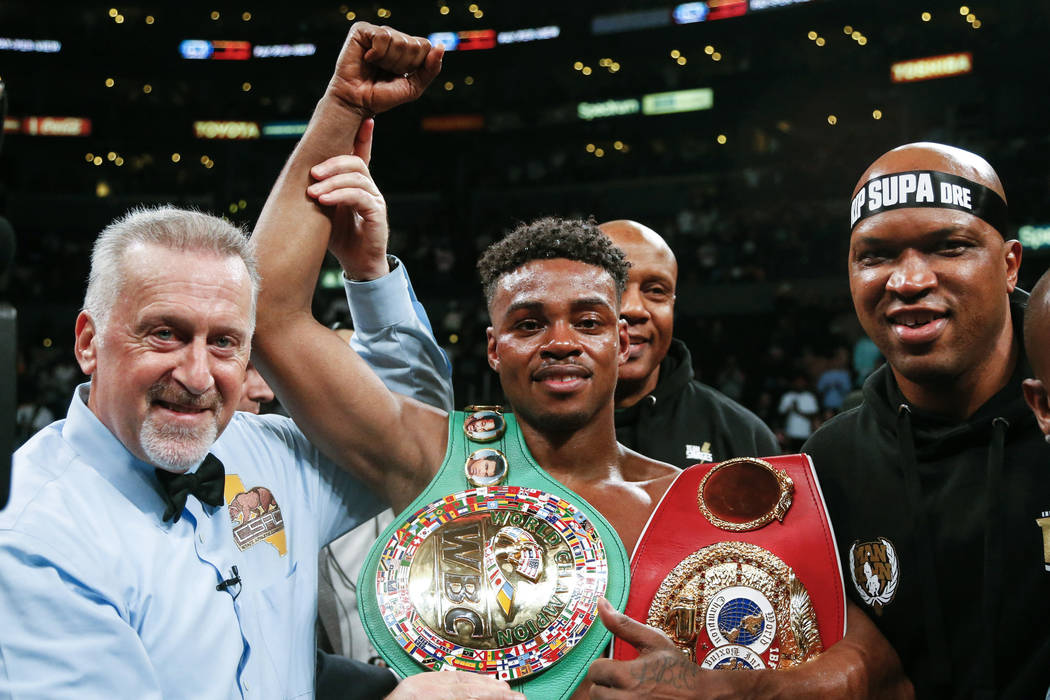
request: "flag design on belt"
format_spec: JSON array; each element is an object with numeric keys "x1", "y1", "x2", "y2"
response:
[{"x1": 484, "y1": 542, "x2": 517, "y2": 616}]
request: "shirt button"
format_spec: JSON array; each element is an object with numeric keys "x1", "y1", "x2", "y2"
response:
[{"x1": 198, "y1": 533, "x2": 205, "y2": 543}]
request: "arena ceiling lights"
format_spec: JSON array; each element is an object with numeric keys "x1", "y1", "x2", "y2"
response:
[
  {"x1": 596, "y1": 0, "x2": 809, "y2": 34},
  {"x1": 749, "y1": 0, "x2": 811, "y2": 9},
  {"x1": 4, "y1": 116, "x2": 91, "y2": 136},
  {"x1": 578, "y1": 99, "x2": 641, "y2": 121},
  {"x1": 180, "y1": 40, "x2": 251, "y2": 60},
  {"x1": 427, "y1": 25, "x2": 560, "y2": 51},
  {"x1": 261, "y1": 122, "x2": 308, "y2": 138},
  {"x1": 643, "y1": 88, "x2": 714, "y2": 115},
  {"x1": 193, "y1": 121, "x2": 260, "y2": 139},
  {"x1": 191, "y1": 121, "x2": 312, "y2": 140},
  {"x1": 253, "y1": 44, "x2": 317, "y2": 58},
  {"x1": 0, "y1": 37, "x2": 61, "y2": 53},
  {"x1": 1019, "y1": 225, "x2": 1050, "y2": 251},
  {"x1": 179, "y1": 40, "x2": 317, "y2": 60},
  {"x1": 890, "y1": 52, "x2": 973, "y2": 83},
  {"x1": 427, "y1": 30, "x2": 496, "y2": 51},
  {"x1": 578, "y1": 88, "x2": 714, "y2": 121},
  {"x1": 421, "y1": 114, "x2": 485, "y2": 132}
]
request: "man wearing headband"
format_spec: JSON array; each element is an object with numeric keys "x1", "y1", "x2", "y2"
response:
[{"x1": 803, "y1": 142, "x2": 1050, "y2": 697}]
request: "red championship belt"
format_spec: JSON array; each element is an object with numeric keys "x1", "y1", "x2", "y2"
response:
[{"x1": 613, "y1": 455, "x2": 845, "y2": 670}]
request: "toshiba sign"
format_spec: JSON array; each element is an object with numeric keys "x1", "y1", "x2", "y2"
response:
[
  {"x1": 193, "y1": 121, "x2": 261, "y2": 139},
  {"x1": 890, "y1": 52, "x2": 972, "y2": 83}
]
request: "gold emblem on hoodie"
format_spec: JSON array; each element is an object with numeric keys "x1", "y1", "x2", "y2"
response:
[
  {"x1": 1036, "y1": 511, "x2": 1050, "y2": 572},
  {"x1": 849, "y1": 538, "x2": 900, "y2": 614}
]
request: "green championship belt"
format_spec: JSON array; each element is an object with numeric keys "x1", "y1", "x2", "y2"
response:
[{"x1": 358, "y1": 408, "x2": 630, "y2": 698}]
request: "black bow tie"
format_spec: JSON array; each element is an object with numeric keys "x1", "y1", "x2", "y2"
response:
[{"x1": 155, "y1": 454, "x2": 226, "y2": 523}]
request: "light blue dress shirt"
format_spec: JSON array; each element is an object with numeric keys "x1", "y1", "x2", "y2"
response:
[
  {"x1": 345, "y1": 257, "x2": 452, "y2": 411},
  {"x1": 0, "y1": 259, "x2": 451, "y2": 699}
]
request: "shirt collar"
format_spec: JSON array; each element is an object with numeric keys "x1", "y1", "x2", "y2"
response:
[{"x1": 62, "y1": 383, "x2": 179, "y2": 524}]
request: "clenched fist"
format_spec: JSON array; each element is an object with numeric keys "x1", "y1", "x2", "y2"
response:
[{"x1": 327, "y1": 22, "x2": 443, "y2": 116}]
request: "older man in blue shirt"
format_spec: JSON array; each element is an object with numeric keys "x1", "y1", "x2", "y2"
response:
[
  {"x1": 0, "y1": 206, "x2": 516, "y2": 699},
  {"x1": 0, "y1": 23, "x2": 519, "y2": 700}
]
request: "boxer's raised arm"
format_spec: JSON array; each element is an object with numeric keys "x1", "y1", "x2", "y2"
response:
[
  {"x1": 251, "y1": 24, "x2": 446, "y2": 511},
  {"x1": 255, "y1": 23, "x2": 440, "y2": 327}
]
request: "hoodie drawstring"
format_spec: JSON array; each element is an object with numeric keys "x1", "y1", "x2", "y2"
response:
[
  {"x1": 895, "y1": 404, "x2": 952, "y2": 689},
  {"x1": 975, "y1": 416, "x2": 1008, "y2": 699}
]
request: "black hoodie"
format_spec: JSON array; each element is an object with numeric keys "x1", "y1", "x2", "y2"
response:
[
  {"x1": 803, "y1": 294, "x2": 1050, "y2": 698},
  {"x1": 614, "y1": 338, "x2": 778, "y2": 468}
]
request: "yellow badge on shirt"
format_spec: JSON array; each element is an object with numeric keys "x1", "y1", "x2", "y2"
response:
[{"x1": 224, "y1": 474, "x2": 287, "y2": 556}]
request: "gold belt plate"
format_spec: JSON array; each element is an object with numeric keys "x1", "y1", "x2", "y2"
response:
[
  {"x1": 374, "y1": 486, "x2": 608, "y2": 680},
  {"x1": 648, "y1": 541, "x2": 822, "y2": 669}
]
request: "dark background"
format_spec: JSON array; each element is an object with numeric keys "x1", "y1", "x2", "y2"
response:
[{"x1": 3, "y1": 0, "x2": 1049, "y2": 443}]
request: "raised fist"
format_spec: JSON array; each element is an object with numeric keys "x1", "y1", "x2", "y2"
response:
[{"x1": 327, "y1": 22, "x2": 443, "y2": 115}]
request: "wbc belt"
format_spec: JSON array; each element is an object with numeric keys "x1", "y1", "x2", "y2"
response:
[
  {"x1": 358, "y1": 409, "x2": 629, "y2": 699},
  {"x1": 613, "y1": 455, "x2": 844, "y2": 669}
]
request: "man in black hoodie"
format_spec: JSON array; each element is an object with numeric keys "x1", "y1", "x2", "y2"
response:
[
  {"x1": 600, "y1": 220, "x2": 778, "y2": 466},
  {"x1": 803, "y1": 142, "x2": 1050, "y2": 697}
]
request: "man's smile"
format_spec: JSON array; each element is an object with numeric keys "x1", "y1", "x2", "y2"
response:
[{"x1": 886, "y1": 305, "x2": 950, "y2": 345}]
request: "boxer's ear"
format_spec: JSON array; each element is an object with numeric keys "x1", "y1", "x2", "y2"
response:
[{"x1": 486, "y1": 327, "x2": 499, "y2": 372}]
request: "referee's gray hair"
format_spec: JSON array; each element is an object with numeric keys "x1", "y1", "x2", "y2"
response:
[{"x1": 83, "y1": 206, "x2": 260, "y2": 333}]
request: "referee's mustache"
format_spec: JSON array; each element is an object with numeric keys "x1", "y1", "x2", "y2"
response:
[{"x1": 147, "y1": 381, "x2": 223, "y2": 413}]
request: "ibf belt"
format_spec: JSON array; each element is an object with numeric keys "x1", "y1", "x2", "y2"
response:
[
  {"x1": 359, "y1": 409, "x2": 629, "y2": 698},
  {"x1": 613, "y1": 455, "x2": 845, "y2": 670}
]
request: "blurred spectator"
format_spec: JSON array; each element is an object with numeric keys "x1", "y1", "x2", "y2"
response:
[
  {"x1": 14, "y1": 399, "x2": 53, "y2": 449},
  {"x1": 816, "y1": 346, "x2": 852, "y2": 413},
  {"x1": 778, "y1": 373, "x2": 819, "y2": 451},
  {"x1": 716, "y1": 355, "x2": 746, "y2": 403},
  {"x1": 852, "y1": 335, "x2": 881, "y2": 388}
]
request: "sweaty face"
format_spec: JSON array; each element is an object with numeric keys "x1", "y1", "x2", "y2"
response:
[
  {"x1": 77, "y1": 244, "x2": 253, "y2": 472},
  {"x1": 486, "y1": 258, "x2": 629, "y2": 435},
  {"x1": 848, "y1": 207, "x2": 1018, "y2": 389},
  {"x1": 606, "y1": 231, "x2": 676, "y2": 396}
]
